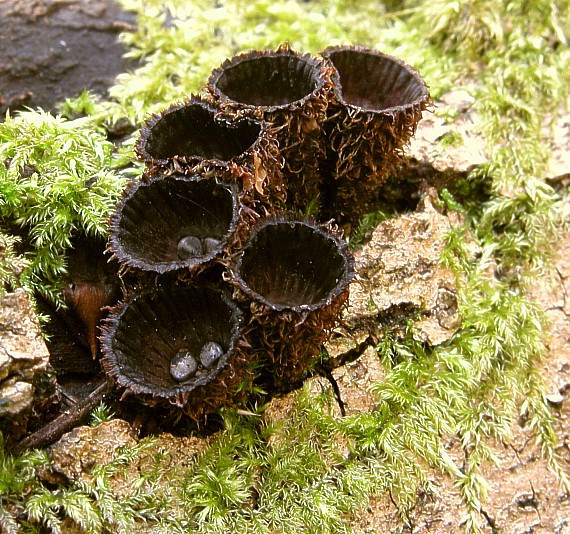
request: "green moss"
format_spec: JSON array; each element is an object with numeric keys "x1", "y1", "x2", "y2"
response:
[
  {"x1": 90, "y1": 403, "x2": 117, "y2": 427},
  {"x1": 0, "y1": 431, "x2": 160, "y2": 533},
  {"x1": 347, "y1": 209, "x2": 391, "y2": 248},
  {"x1": 0, "y1": 111, "x2": 128, "y2": 303},
  {"x1": 157, "y1": 390, "x2": 377, "y2": 533},
  {"x1": 0, "y1": 232, "x2": 25, "y2": 299},
  {"x1": 437, "y1": 130, "x2": 464, "y2": 147}
]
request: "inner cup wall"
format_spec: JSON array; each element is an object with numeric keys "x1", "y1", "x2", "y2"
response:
[
  {"x1": 328, "y1": 49, "x2": 426, "y2": 111},
  {"x1": 239, "y1": 222, "x2": 347, "y2": 308},
  {"x1": 119, "y1": 179, "x2": 235, "y2": 265},
  {"x1": 215, "y1": 55, "x2": 320, "y2": 107},
  {"x1": 111, "y1": 287, "x2": 237, "y2": 391},
  {"x1": 145, "y1": 104, "x2": 262, "y2": 161}
]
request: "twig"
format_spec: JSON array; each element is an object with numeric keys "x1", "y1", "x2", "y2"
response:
[
  {"x1": 320, "y1": 336, "x2": 375, "y2": 372},
  {"x1": 11, "y1": 379, "x2": 114, "y2": 454}
]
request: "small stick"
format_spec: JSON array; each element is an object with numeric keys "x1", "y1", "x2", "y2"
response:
[
  {"x1": 320, "y1": 335, "x2": 375, "y2": 371},
  {"x1": 11, "y1": 380, "x2": 114, "y2": 455}
]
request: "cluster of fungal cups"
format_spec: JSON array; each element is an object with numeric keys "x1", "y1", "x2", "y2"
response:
[{"x1": 100, "y1": 44, "x2": 430, "y2": 419}]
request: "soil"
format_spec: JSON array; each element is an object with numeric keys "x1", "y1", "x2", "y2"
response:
[
  {"x1": 0, "y1": 0, "x2": 137, "y2": 116},
  {"x1": 0, "y1": 1, "x2": 569, "y2": 532}
]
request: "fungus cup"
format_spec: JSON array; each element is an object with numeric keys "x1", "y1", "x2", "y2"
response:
[
  {"x1": 136, "y1": 95, "x2": 284, "y2": 205},
  {"x1": 321, "y1": 45, "x2": 431, "y2": 226},
  {"x1": 136, "y1": 97, "x2": 262, "y2": 167},
  {"x1": 107, "y1": 173, "x2": 241, "y2": 274},
  {"x1": 230, "y1": 215, "x2": 355, "y2": 390},
  {"x1": 100, "y1": 284, "x2": 251, "y2": 418},
  {"x1": 207, "y1": 44, "x2": 335, "y2": 212}
]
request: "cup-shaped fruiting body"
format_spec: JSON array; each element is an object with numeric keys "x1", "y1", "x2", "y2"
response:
[
  {"x1": 207, "y1": 44, "x2": 335, "y2": 213},
  {"x1": 230, "y1": 215, "x2": 355, "y2": 390},
  {"x1": 100, "y1": 284, "x2": 250, "y2": 417},
  {"x1": 136, "y1": 95, "x2": 284, "y2": 205},
  {"x1": 136, "y1": 96, "x2": 262, "y2": 168},
  {"x1": 107, "y1": 173, "x2": 241, "y2": 274},
  {"x1": 321, "y1": 45, "x2": 431, "y2": 226}
]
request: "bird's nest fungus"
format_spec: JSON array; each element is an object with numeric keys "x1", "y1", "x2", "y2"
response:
[{"x1": 18, "y1": 44, "x2": 431, "y2": 441}]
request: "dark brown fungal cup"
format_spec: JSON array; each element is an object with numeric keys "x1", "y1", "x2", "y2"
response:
[
  {"x1": 232, "y1": 216, "x2": 353, "y2": 312},
  {"x1": 136, "y1": 95, "x2": 284, "y2": 206},
  {"x1": 107, "y1": 173, "x2": 241, "y2": 274},
  {"x1": 136, "y1": 97, "x2": 262, "y2": 167},
  {"x1": 230, "y1": 215, "x2": 354, "y2": 390},
  {"x1": 100, "y1": 284, "x2": 250, "y2": 417},
  {"x1": 207, "y1": 45, "x2": 336, "y2": 212},
  {"x1": 321, "y1": 45, "x2": 431, "y2": 226}
]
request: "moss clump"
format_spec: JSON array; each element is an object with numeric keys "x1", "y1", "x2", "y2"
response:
[
  {"x1": 0, "y1": 232, "x2": 25, "y2": 300},
  {"x1": 0, "y1": 111, "x2": 128, "y2": 303},
  {"x1": 0, "y1": 432, "x2": 159, "y2": 533}
]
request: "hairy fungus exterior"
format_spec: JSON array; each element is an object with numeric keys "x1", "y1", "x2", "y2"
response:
[
  {"x1": 230, "y1": 215, "x2": 355, "y2": 390},
  {"x1": 100, "y1": 284, "x2": 251, "y2": 418},
  {"x1": 135, "y1": 95, "x2": 284, "y2": 206},
  {"x1": 321, "y1": 45, "x2": 431, "y2": 226},
  {"x1": 107, "y1": 173, "x2": 241, "y2": 274},
  {"x1": 207, "y1": 45, "x2": 336, "y2": 212},
  {"x1": 40, "y1": 235, "x2": 120, "y2": 376}
]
